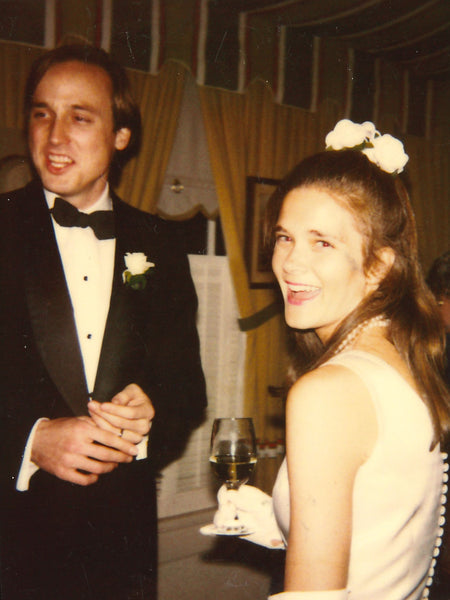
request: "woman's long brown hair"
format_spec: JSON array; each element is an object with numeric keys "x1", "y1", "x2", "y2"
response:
[{"x1": 265, "y1": 149, "x2": 450, "y2": 446}]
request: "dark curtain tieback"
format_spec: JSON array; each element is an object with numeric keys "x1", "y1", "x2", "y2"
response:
[{"x1": 51, "y1": 197, "x2": 115, "y2": 240}]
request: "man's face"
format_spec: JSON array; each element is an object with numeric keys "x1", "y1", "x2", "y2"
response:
[{"x1": 28, "y1": 60, "x2": 130, "y2": 209}]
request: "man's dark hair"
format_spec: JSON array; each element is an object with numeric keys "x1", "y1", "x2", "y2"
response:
[
  {"x1": 24, "y1": 43, "x2": 142, "y2": 184},
  {"x1": 427, "y1": 251, "x2": 450, "y2": 300}
]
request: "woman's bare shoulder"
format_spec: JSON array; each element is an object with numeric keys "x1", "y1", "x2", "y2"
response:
[
  {"x1": 286, "y1": 363, "x2": 377, "y2": 464},
  {"x1": 288, "y1": 362, "x2": 372, "y2": 413}
]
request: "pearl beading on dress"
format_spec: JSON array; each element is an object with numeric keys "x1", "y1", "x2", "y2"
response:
[
  {"x1": 422, "y1": 453, "x2": 449, "y2": 599},
  {"x1": 334, "y1": 315, "x2": 390, "y2": 355}
]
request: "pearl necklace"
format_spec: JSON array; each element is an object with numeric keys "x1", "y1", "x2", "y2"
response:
[{"x1": 334, "y1": 315, "x2": 390, "y2": 355}]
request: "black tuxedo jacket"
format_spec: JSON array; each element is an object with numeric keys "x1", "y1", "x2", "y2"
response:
[{"x1": 0, "y1": 180, "x2": 207, "y2": 597}]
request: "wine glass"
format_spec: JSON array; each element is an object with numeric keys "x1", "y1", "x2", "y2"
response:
[
  {"x1": 207, "y1": 417, "x2": 257, "y2": 535},
  {"x1": 209, "y1": 417, "x2": 257, "y2": 490}
]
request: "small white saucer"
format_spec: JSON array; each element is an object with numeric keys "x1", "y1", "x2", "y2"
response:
[{"x1": 199, "y1": 523, "x2": 253, "y2": 537}]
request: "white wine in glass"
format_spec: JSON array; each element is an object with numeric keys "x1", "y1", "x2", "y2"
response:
[{"x1": 209, "y1": 417, "x2": 257, "y2": 490}]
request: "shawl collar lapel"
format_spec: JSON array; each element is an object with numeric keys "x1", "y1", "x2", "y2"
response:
[
  {"x1": 21, "y1": 182, "x2": 89, "y2": 415},
  {"x1": 93, "y1": 195, "x2": 148, "y2": 402}
]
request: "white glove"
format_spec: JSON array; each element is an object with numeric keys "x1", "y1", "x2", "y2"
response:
[
  {"x1": 269, "y1": 591, "x2": 348, "y2": 599},
  {"x1": 215, "y1": 484, "x2": 285, "y2": 549}
]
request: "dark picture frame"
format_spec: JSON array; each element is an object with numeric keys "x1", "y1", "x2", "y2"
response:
[{"x1": 245, "y1": 176, "x2": 280, "y2": 288}]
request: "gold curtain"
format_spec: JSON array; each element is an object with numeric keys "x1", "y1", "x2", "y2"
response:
[
  {"x1": 116, "y1": 62, "x2": 187, "y2": 212},
  {"x1": 199, "y1": 80, "x2": 344, "y2": 441},
  {"x1": 404, "y1": 136, "x2": 450, "y2": 271},
  {"x1": 0, "y1": 42, "x2": 44, "y2": 130},
  {"x1": 244, "y1": 81, "x2": 341, "y2": 181},
  {"x1": 199, "y1": 84, "x2": 280, "y2": 441}
]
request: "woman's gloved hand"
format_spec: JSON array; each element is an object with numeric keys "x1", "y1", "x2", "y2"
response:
[{"x1": 214, "y1": 484, "x2": 285, "y2": 549}]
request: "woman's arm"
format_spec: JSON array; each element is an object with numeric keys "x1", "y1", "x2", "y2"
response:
[{"x1": 284, "y1": 364, "x2": 377, "y2": 591}]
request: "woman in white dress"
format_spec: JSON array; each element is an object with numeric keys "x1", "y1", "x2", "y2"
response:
[{"x1": 213, "y1": 121, "x2": 450, "y2": 599}]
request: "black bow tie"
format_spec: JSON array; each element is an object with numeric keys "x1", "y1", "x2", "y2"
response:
[{"x1": 51, "y1": 197, "x2": 115, "y2": 240}]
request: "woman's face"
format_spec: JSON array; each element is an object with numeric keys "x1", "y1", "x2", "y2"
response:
[{"x1": 272, "y1": 185, "x2": 376, "y2": 343}]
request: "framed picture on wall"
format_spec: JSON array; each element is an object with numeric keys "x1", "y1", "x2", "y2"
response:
[{"x1": 245, "y1": 176, "x2": 280, "y2": 288}]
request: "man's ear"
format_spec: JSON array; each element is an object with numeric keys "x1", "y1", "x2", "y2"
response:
[
  {"x1": 366, "y1": 246, "x2": 395, "y2": 290},
  {"x1": 114, "y1": 127, "x2": 131, "y2": 151}
]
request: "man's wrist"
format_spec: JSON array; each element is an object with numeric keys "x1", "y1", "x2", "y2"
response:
[{"x1": 16, "y1": 418, "x2": 49, "y2": 491}]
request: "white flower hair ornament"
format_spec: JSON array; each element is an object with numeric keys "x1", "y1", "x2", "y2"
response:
[
  {"x1": 325, "y1": 119, "x2": 409, "y2": 174},
  {"x1": 122, "y1": 252, "x2": 155, "y2": 290}
]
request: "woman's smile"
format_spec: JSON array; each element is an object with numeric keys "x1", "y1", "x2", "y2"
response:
[{"x1": 286, "y1": 282, "x2": 321, "y2": 305}]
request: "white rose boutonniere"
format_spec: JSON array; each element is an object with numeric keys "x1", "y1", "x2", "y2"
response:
[
  {"x1": 122, "y1": 252, "x2": 155, "y2": 290},
  {"x1": 325, "y1": 119, "x2": 409, "y2": 174}
]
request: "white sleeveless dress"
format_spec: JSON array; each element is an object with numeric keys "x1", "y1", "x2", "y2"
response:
[{"x1": 272, "y1": 350, "x2": 448, "y2": 600}]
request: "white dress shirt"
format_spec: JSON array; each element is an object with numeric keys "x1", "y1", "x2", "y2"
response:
[{"x1": 46, "y1": 187, "x2": 115, "y2": 393}]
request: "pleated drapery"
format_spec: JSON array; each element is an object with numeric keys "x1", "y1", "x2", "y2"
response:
[
  {"x1": 116, "y1": 62, "x2": 187, "y2": 213},
  {"x1": 0, "y1": 42, "x2": 44, "y2": 130},
  {"x1": 199, "y1": 82, "x2": 341, "y2": 438}
]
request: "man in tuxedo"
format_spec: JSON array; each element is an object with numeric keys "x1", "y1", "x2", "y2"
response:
[{"x1": 0, "y1": 44, "x2": 207, "y2": 599}]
